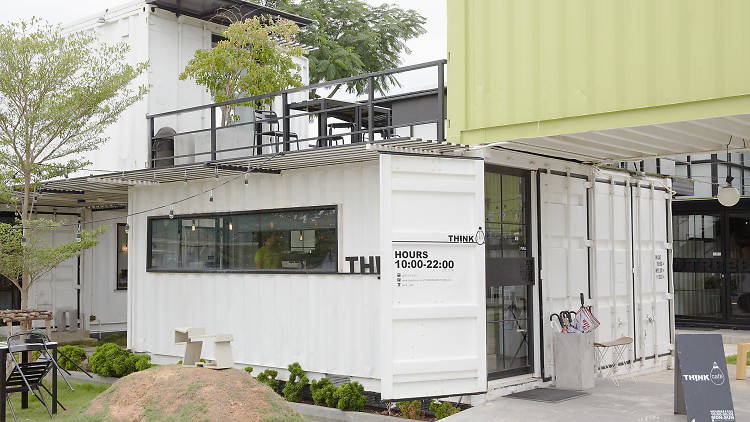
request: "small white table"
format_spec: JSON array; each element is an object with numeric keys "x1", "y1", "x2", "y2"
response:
[{"x1": 174, "y1": 328, "x2": 234, "y2": 370}]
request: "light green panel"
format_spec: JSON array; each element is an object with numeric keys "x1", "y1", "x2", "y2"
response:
[{"x1": 447, "y1": 0, "x2": 750, "y2": 144}]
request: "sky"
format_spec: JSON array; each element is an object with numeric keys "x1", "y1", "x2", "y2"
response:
[{"x1": 0, "y1": 0, "x2": 447, "y2": 69}]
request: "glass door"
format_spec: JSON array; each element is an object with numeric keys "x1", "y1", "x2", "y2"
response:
[
  {"x1": 728, "y1": 212, "x2": 750, "y2": 319},
  {"x1": 485, "y1": 166, "x2": 533, "y2": 379}
]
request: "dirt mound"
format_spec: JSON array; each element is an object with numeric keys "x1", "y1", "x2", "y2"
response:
[{"x1": 84, "y1": 364, "x2": 305, "y2": 422}]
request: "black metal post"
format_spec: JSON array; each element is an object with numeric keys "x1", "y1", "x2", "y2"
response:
[
  {"x1": 437, "y1": 61, "x2": 445, "y2": 142},
  {"x1": 52, "y1": 345, "x2": 57, "y2": 414},
  {"x1": 0, "y1": 346, "x2": 6, "y2": 422},
  {"x1": 149, "y1": 117, "x2": 155, "y2": 168},
  {"x1": 21, "y1": 351, "x2": 27, "y2": 409},
  {"x1": 368, "y1": 76, "x2": 375, "y2": 142},
  {"x1": 319, "y1": 99, "x2": 327, "y2": 148},
  {"x1": 282, "y1": 93, "x2": 290, "y2": 152},
  {"x1": 210, "y1": 106, "x2": 217, "y2": 161}
]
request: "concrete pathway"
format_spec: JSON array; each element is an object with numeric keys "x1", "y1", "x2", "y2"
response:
[{"x1": 446, "y1": 367, "x2": 750, "y2": 421}]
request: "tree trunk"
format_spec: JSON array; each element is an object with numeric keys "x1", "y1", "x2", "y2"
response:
[{"x1": 19, "y1": 283, "x2": 30, "y2": 331}]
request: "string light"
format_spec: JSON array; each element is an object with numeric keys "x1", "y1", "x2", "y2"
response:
[
  {"x1": 76, "y1": 222, "x2": 82, "y2": 241},
  {"x1": 169, "y1": 205, "x2": 174, "y2": 219},
  {"x1": 191, "y1": 220, "x2": 196, "y2": 231},
  {"x1": 20, "y1": 227, "x2": 26, "y2": 247},
  {"x1": 228, "y1": 220, "x2": 233, "y2": 231},
  {"x1": 0, "y1": 151, "x2": 284, "y2": 232},
  {"x1": 215, "y1": 167, "x2": 219, "y2": 179},
  {"x1": 209, "y1": 189, "x2": 214, "y2": 202}
]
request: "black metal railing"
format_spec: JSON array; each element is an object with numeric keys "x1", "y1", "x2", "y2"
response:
[{"x1": 146, "y1": 59, "x2": 446, "y2": 168}]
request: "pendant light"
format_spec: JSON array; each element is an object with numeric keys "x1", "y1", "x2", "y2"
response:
[{"x1": 718, "y1": 138, "x2": 740, "y2": 207}]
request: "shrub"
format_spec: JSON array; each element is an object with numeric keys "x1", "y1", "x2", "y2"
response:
[
  {"x1": 256, "y1": 369, "x2": 279, "y2": 392},
  {"x1": 310, "y1": 377, "x2": 338, "y2": 407},
  {"x1": 282, "y1": 362, "x2": 308, "y2": 402},
  {"x1": 88, "y1": 343, "x2": 150, "y2": 377},
  {"x1": 58, "y1": 345, "x2": 86, "y2": 371},
  {"x1": 429, "y1": 400, "x2": 460, "y2": 419},
  {"x1": 244, "y1": 366, "x2": 253, "y2": 375},
  {"x1": 398, "y1": 400, "x2": 423, "y2": 419},
  {"x1": 335, "y1": 381, "x2": 366, "y2": 412}
]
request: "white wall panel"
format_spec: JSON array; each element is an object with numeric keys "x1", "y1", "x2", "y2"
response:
[
  {"x1": 81, "y1": 210, "x2": 128, "y2": 332},
  {"x1": 129, "y1": 161, "x2": 381, "y2": 380},
  {"x1": 28, "y1": 213, "x2": 78, "y2": 330},
  {"x1": 539, "y1": 173, "x2": 589, "y2": 379}
]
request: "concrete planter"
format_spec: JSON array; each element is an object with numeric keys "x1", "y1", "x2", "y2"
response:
[{"x1": 552, "y1": 331, "x2": 595, "y2": 390}]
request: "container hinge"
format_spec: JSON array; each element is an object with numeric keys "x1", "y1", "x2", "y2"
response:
[
  {"x1": 664, "y1": 292, "x2": 673, "y2": 300},
  {"x1": 584, "y1": 239, "x2": 592, "y2": 247},
  {"x1": 665, "y1": 243, "x2": 672, "y2": 250}
]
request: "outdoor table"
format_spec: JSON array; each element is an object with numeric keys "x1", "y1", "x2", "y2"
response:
[
  {"x1": 286, "y1": 98, "x2": 392, "y2": 146},
  {"x1": 0, "y1": 341, "x2": 58, "y2": 422}
]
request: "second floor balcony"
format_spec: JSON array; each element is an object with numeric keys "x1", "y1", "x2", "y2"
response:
[{"x1": 147, "y1": 60, "x2": 447, "y2": 169}]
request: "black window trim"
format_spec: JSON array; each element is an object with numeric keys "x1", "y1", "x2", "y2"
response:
[
  {"x1": 146, "y1": 204, "x2": 341, "y2": 274},
  {"x1": 116, "y1": 223, "x2": 128, "y2": 290}
]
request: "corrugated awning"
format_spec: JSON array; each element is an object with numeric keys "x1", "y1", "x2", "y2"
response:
[
  {"x1": 146, "y1": 0, "x2": 313, "y2": 27},
  {"x1": 30, "y1": 138, "x2": 468, "y2": 209},
  {"x1": 494, "y1": 113, "x2": 750, "y2": 163}
]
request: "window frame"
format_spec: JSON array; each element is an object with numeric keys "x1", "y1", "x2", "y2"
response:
[
  {"x1": 116, "y1": 223, "x2": 128, "y2": 290},
  {"x1": 146, "y1": 205, "x2": 340, "y2": 274}
]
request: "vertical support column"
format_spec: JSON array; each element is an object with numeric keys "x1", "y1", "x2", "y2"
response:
[
  {"x1": 148, "y1": 117, "x2": 155, "y2": 168},
  {"x1": 21, "y1": 351, "x2": 27, "y2": 409},
  {"x1": 282, "y1": 92, "x2": 290, "y2": 152},
  {"x1": 210, "y1": 106, "x2": 217, "y2": 161},
  {"x1": 437, "y1": 61, "x2": 445, "y2": 142},
  {"x1": 368, "y1": 76, "x2": 375, "y2": 143}
]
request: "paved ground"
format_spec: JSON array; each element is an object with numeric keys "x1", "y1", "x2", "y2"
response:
[{"x1": 446, "y1": 366, "x2": 750, "y2": 421}]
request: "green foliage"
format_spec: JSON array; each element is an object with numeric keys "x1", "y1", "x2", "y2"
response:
[
  {"x1": 334, "y1": 381, "x2": 366, "y2": 412},
  {"x1": 179, "y1": 16, "x2": 303, "y2": 125},
  {"x1": 244, "y1": 366, "x2": 253, "y2": 375},
  {"x1": 272, "y1": 0, "x2": 427, "y2": 96},
  {"x1": 58, "y1": 345, "x2": 86, "y2": 371},
  {"x1": 398, "y1": 400, "x2": 423, "y2": 419},
  {"x1": 282, "y1": 362, "x2": 308, "y2": 402},
  {"x1": 257, "y1": 369, "x2": 280, "y2": 392},
  {"x1": 430, "y1": 400, "x2": 460, "y2": 419},
  {"x1": 310, "y1": 377, "x2": 335, "y2": 406},
  {"x1": 0, "y1": 18, "x2": 145, "y2": 311},
  {"x1": 88, "y1": 343, "x2": 150, "y2": 378}
]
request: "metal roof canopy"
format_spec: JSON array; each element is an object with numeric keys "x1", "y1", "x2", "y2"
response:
[
  {"x1": 33, "y1": 138, "x2": 467, "y2": 209},
  {"x1": 494, "y1": 113, "x2": 750, "y2": 163},
  {"x1": 146, "y1": 0, "x2": 313, "y2": 27}
]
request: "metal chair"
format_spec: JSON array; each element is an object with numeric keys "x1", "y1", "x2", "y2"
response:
[
  {"x1": 24, "y1": 329, "x2": 92, "y2": 391},
  {"x1": 5, "y1": 332, "x2": 61, "y2": 421},
  {"x1": 254, "y1": 110, "x2": 299, "y2": 153}
]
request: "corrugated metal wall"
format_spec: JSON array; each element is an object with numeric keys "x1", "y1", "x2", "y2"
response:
[
  {"x1": 128, "y1": 161, "x2": 382, "y2": 382},
  {"x1": 81, "y1": 209, "x2": 128, "y2": 332},
  {"x1": 447, "y1": 0, "x2": 750, "y2": 144}
]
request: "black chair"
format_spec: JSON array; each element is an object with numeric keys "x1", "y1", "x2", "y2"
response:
[
  {"x1": 5, "y1": 332, "x2": 60, "y2": 421},
  {"x1": 254, "y1": 110, "x2": 299, "y2": 154}
]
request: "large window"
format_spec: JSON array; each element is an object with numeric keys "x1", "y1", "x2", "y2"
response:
[
  {"x1": 117, "y1": 223, "x2": 128, "y2": 290},
  {"x1": 148, "y1": 206, "x2": 338, "y2": 273}
]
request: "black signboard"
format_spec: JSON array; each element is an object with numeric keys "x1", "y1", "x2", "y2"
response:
[{"x1": 674, "y1": 334, "x2": 735, "y2": 422}]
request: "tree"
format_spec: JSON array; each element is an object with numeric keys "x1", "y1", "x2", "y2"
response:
[
  {"x1": 260, "y1": 0, "x2": 427, "y2": 97},
  {"x1": 0, "y1": 220, "x2": 103, "y2": 316},
  {"x1": 0, "y1": 19, "x2": 148, "y2": 312},
  {"x1": 179, "y1": 16, "x2": 304, "y2": 126}
]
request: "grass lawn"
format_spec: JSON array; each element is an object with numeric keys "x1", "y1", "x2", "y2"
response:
[
  {"x1": 5, "y1": 381, "x2": 109, "y2": 421},
  {"x1": 726, "y1": 351, "x2": 750, "y2": 365}
]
